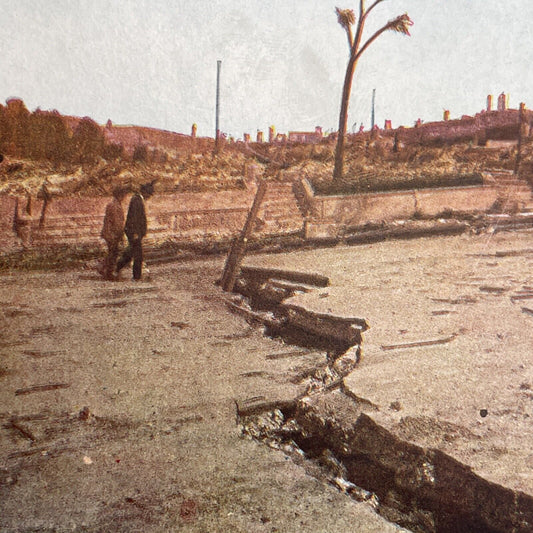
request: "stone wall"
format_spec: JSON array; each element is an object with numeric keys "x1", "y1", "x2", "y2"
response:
[
  {"x1": 1, "y1": 173, "x2": 531, "y2": 253},
  {"x1": 301, "y1": 178, "x2": 507, "y2": 239},
  {"x1": 1, "y1": 180, "x2": 306, "y2": 252},
  {"x1": 414, "y1": 186, "x2": 499, "y2": 217}
]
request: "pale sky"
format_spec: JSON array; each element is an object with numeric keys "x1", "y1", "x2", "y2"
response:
[{"x1": 1, "y1": 1, "x2": 532, "y2": 139}]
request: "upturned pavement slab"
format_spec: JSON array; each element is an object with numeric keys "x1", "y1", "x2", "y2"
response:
[{"x1": 245, "y1": 229, "x2": 533, "y2": 497}]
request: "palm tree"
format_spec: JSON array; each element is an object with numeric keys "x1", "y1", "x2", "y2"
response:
[{"x1": 333, "y1": 2, "x2": 413, "y2": 182}]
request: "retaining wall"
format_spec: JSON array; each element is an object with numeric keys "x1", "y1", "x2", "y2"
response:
[
  {"x1": 1, "y1": 173, "x2": 530, "y2": 253},
  {"x1": 2, "y1": 188, "x2": 257, "y2": 252},
  {"x1": 1, "y1": 180, "x2": 305, "y2": 252},
  {"x1": 301, "y1": 178, "x2": 504, "y2": 239}
]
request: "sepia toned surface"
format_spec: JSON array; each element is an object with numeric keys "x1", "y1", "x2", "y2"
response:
[
  {"x1": 0, "y1": 257, "x2": 406, "y2": 532},
  {"x1": 1, "y1": 227, "x2": 532, "y2": 531}
]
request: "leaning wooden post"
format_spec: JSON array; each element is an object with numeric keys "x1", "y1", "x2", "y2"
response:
[{"x1": 221, "y1": 180, "x2": 268, "y2": 292}]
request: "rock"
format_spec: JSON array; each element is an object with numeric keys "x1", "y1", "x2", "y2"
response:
[{"x1": 332, "y1": 347, "x2": 360, "y2": 376}]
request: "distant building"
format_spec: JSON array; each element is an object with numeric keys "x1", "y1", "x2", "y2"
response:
[{"x1": 288, "y1": 126, "x2": 323, "y2": 143}]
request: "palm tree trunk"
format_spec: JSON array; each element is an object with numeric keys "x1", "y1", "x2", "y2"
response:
[{"x1": 333, "y1": 54, "x2": 358, "y2": 182}]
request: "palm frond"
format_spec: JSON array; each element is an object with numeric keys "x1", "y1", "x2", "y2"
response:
[
  {"x1": 387, "y1": 13, "x2": 413, "y2": 36},
  {"x1": 336, "y1": 7, "x2": 356, "y2": 29}
]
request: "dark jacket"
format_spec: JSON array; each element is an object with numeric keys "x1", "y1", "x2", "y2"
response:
[{"x1": 124, "y1": 193, "x2": 147, "y2": 240}]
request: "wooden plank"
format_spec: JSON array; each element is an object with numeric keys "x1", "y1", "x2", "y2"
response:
[
  {"x1": 15, "y1": 383, "x2": 70, "y2": 396},
  {"x1": 236, "y1": 398, "x2": 297, "y2": 417},
  {"x1": 267, "y1": 279, "x2": 315, "y2": 293},
  {"x1": 381, "y1": 334, "x2": 456, "y2": 351},
  {"x1": 221, "y1": 181, "x2": 268, "y2": 292},
  {"x1": 240, "y1": 266, "x2": 330, "y2": 288}
]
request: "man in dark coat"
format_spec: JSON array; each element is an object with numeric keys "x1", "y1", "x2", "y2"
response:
[{"x1": 116, "y1": 181, "x2": 155, "y2": 280}]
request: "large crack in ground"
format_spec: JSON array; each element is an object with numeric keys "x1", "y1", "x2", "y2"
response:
[{"x1": 230, "y1": 268, "x2": 533, "y2": 533}]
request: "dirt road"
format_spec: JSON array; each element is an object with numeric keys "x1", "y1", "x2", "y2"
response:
[
  {"x1": 2, "y1": 227, "x2": 532, "y2": 532},
  {"x1": 0, "y1": 259, "x2": 403, "y2": 532}
]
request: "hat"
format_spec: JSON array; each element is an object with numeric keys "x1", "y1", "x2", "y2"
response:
[
  {"x1": 140, "y1": 181, "x2": 155, "y2": 196},
  {"x1": 112, "y1": 185, "x2": 128, "y2": 199}
]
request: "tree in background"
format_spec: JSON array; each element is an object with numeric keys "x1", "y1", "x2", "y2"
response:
[
  {"x1": 28, "y1": 110, "x2": 72, "y2": 163},
  {"x1": 103, "y1": 141, "x2": 125, "y2": 161},
  {"x1": 72, "y1": 117, "x2": 105, "y2": 163},
  {"x1": 132, "y1": 144, "x2": 148, "y2": 163},
  {"x1": 333, "y1": 2, "x2": 413, "y2": 181},
  {"x1": 2, "y1": 98, "x2": 31, "y2": 157}
]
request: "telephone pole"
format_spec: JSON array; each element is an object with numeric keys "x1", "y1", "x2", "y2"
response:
[
  {"x1": 371, "y1": 88, "x2": 376, "y2": 130},
  {"x1": 215, "y1": 60, "x2": 222, "y2": 154}
]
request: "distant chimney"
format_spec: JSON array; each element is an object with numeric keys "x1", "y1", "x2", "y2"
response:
[
  {"x1": 243, "y1": 133, "x2": 250, "y2": 143},
  {"x1": 269, "y1": 126, "x2": 275, "y2": 143},
  {"x1": 191, "y1": 123, "x2": 197, "y2": 138},
  {"x1": 315, "y1": 126, "x2": 323, "y2": 137},
  {"x1": 384, "y1": 119, "x2": 392, "y2": 130},
  {"x1": 257, "y1": 131, "x2": 263, "y2": 143},
  {"x1": 487, "y1": 94, "x2": 493, "y2": 111},
  {"x1": 497, "y1": 92, "x2": 507, "y2": 111},
  {"x1": 443, "y1": 110, "x2": 450, "y2": 121}
]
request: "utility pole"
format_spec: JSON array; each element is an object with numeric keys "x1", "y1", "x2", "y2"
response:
[
  {"x1": 215, "y1": 60, "x2": 222, "y2": 154},
  {"x1": 371, "y1": 88, "x2": 376, "y2": 130}
]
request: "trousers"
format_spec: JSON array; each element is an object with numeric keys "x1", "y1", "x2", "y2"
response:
[
  {"x1": 103, "y1": 238, "x2": 121, "y2": 280},
  {"x1": 116, "y1": 236, "x2": 143, "y2": 280}
]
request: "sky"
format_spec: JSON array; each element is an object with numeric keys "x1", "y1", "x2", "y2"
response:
[{"x1": 1, "y1": 1, "x2": 533, "y2": 139}]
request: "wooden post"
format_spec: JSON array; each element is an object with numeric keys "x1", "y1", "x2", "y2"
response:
[
  {"x1": 214, "y1": 60, "x2": 222, "y2": 155},
  {"x1": 38, "y1": 184, "x2": 51, "y2": 229},
  {"x1": 221, "y1": 181, "x2": 268, "y2": 292},
  {"x1": 515, "y1": 103, "x2": 526, "y2": 176}
]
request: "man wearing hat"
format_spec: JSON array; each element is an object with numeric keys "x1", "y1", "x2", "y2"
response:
[{"x1": 116, "y1": 181, "x2": 155, "y2": 281}]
